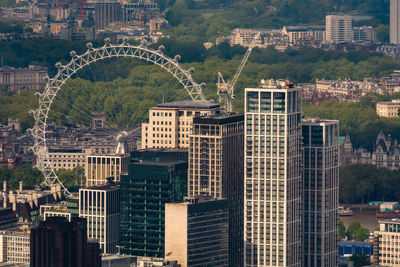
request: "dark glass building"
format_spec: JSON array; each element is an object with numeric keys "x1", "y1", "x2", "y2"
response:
[
  {"x1": 119, "y1": 150, "x2": 188, "y2": 258},
  {"x1": 30, "y1": 217, "x2": 101, "y2": 267},
  {"x1": 302, "y1": 119, "x2": 339, "y2": 267},
  {"x1": 188, "y1": 113, "x2": 244, "y2": 267}
]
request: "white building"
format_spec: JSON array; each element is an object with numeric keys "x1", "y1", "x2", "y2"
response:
[
  {"x1": 85, "y1": 154, "x2": 129, "y2": 186},
  {"x1": 79, "y1": 181, "x2": 120, "y2": 254},
  {"x1": 0, "y1": 65, "x2": 48, "y2": 93},
  {"x1": 244, "y1": 79, "x2": 302, "y2": 267},
  {"x1": 391, "y1": 0, "x2": 400, "y2": 45},
  {"x1": 353, "y1": 26, "x2": 376, "y2": 43},
  {"x1": 374, "y1": 219, "x2": 400, "y2": 266},
  {"x1": 0, "y1": 229, "x2": 30, "y2": 264},
  {"x1": 326, "y1": 15, "x2": 352, "y2": 43}
]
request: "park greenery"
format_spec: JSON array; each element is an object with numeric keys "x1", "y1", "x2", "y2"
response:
[
  {"x1": 0, "y1": 165, "x2": 83, "y2": 192},
  {"x1": 340, "y1": 164, "x2": 400, "y2": 204},
  {"x1": 164, "y1": 0, "x2": 389, "y2": 43}
]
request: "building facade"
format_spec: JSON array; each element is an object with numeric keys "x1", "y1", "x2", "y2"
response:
[
  {"x1": 325, "y1": 15, "x2": 353, "y2": 43},
  {"x1": 141, "y1": 100, "x2": 222, "y2": 149},
  {"x1": 119, "y1": 150, "x2": 188, "y2": 258},
  {"x1": 46, "y1": 149, "x2": 86, "y2": 171},
  {"x1": 79, "y1": 181, "x2": 120, "y2": 254},
  {"x1": 95, "y1": 1, "x2": 122, "y2": 30},
  {"x1": 165, "y1": 197, "x2": 229, "y2": 267},
  {"x1": 0, "y1": 65, "x2": 48, "y2": 93},
  {"x1": 376, "y1": 100, "x2": 400, "y2": 118},
  {"x1": 30, "y1": 217, "x2": 101, "y2": 267},
  {"x1": 244, "y1": 79, "x2": 302, "y2": 267},
  {"x1": 374, "y1": 219, "x2": 400, "y2": 266},
  {"x1": 0, "y1": 229, "x2": 30, "y2": 264},
  {"x1": 281, "y1": 26, "x2": 326, "y2": 44},
  {"x1": 85, "y1": 154, "x2": 129, "y2": 186},
  {"x1": 391, "y1": 0, "x2": 400, "y2": 45},
  {"x1": 188, "y1": 113, "x2": 244, "y2": 267},
  {"x1": 302, "y1": 119, "x2": 339, "y2": 267},
  {"x1": 353, "y1": 26, "x2": 376, "y2": 43}
]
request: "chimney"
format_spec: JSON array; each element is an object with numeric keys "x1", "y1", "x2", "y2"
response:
[
  {"x1": 55, "y1": 184, "x2": 62, "y2": 200},
  {"x1": 3, "y1": 193, "x2": 7, "y2": 208},
  {"x1": 33, "y1": 192, "x2": 38, "y2": 207},
  {"x1": 19, "y1": 181, "x2": 23, "y2": 192},
  {"x1": 9, "y1": 191, "x2": 16, "y2": 211},
  {"x1": 3, "y1": 181, "x2": 7, "y2": 192}
]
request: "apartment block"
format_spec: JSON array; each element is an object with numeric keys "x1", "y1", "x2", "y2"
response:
[
  {"x1": 188, "y1": 112, "x2": 244, "y2": 266},
  {"x1": 374, "y1": 219, "x2": 400, "y2": 266},
  {"x1": 119, "y1": 150, "x2": 188, "y2": 258},
  {"x1": 353, "y1": 26, "x2": 376, "y2": 43},
  {"x1": 244, "y1": 79, "x2": 302, "y2": 267},
  {"x1": 281, "y1": 26, "x2": 326, "y2": 44},
  {"x1": 95, "y1": 1, "x2": 122, "y2": 30},
  {"x1": 165, "y1": 196, "x2": 229, "y2": 267},
  {"x1": 326, "y1": 15, "x2": 353, "y2": 43},
  {"x1": 85, "y1": 154, "x2": 129, "y2": 186},
  {"x1": 302, "y1": 119, "x2": 339, "y2": 267},
  {"x1": 79, "y1": 181, "x2": 120, "y2": 254},
  {"x1": 141, "y1": 100, "x2": 222, "y2": 149}
]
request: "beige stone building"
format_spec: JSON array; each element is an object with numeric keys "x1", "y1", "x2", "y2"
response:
[
  {"x1": 374, "y1": 219, "x2": 400, "y2": 266},
  {"x1": 85, "y1": 154, "x2": 129, "y2": 186},
  {"x1": 141, "y1": 100, "x2": 222, "y2": 149},
  {"x1": 376, "y1": 100, "x2": 400, "y2": 118},
  {"x1": 46, "y1": 150, "x2": 86, "y2": 171},
  {"x1": 0, "y1": 65, "x2": 48, "y2": 93},
  {"x1": 165, "y1": 197, "x2": 229, "y2": 267},
  {"x1": 281, "y1": 26, "x2": 326, "y2": 44},
  {"x1": 326, "y1": 15, "x2": 353, "y2": 43}
]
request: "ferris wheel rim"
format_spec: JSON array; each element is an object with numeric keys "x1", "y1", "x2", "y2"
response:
[{"x1": 30, "y1": 39, "x2": 206, "y2": 197}]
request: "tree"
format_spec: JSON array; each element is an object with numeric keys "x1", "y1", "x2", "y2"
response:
[
  {"x1": 355, "y1": 227, "x2": 370, "y2": 242},
  {"x1": 376, "y1": 24, "x2": 390, "y2": 43},
  {"x1": 347, "y1": 221, "x2": 361, "y2": 240},
  {"x1": 349, "y1": 254, "x2": 371, "y2": 267},
  {"x1": 339, "y1": 219, "x2": 346, "y2": 240}
]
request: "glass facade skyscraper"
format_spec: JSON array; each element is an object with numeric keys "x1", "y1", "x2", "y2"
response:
[
  {"x1": 244, "y1": 80, "x2": 302, "y2": 267},
  {"x1": 302, "y1": 119, "x2": 339, "y2": 267}
]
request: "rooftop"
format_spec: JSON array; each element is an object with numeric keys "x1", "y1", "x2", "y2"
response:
[
  {"x1": 82, "y1": 181, "x2": 120, "y2": 191},
  {"x1": 156, "y1": 100, "x2": 220, "y2": 109},
  {"x1": 193, "y1": 112, "x2": 244, "y2": 125}
]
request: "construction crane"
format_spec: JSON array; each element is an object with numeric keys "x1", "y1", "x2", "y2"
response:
[{"x1": 217, "y1": 44, "x2": 253, "y2": 112}]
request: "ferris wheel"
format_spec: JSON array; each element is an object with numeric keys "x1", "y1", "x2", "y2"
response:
[{"x1": 29, "y1": 38, "x2": 206, "y2": 197}]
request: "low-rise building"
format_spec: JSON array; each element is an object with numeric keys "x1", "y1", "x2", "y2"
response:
[
  {"x1": 141, "y1": 100, "x2": 222, "y2": 149},
  {"x1": 0, "y1": 65, "x2": 48, "y2": 93},
  {"x1": 374, "y1": 219, "x2": 400, "y2": 266},
  {"x1": 45, "y1": 149, "x2": 86, "y2": 171},
  {"x1": 282, "y1": 25, "x2": 326, "y2": 44},
  {"x1": 376, "y1": 100, "x2": 400, "y2": 118},
  {"x1": 0, "y1": 228, "x2": 31, "y2": 264},
  {"x1": 353, "y1": 26, "x2": 377, "y2": 43}
]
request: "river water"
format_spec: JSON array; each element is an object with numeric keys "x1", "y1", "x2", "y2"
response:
[{"x1": 340, "y1": 208, "x2": 380, "y2": 232}]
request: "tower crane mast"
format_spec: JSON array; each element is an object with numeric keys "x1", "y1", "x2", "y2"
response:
[{"x1": 217, "y1": 44, "x2": 253, "y2": 112}]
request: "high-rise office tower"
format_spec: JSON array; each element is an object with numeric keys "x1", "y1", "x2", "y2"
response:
[
  {"x1": 119, "y1": 150, "x2": 188, "y2": 258},
  {"x1": 244, "y1": 79, "x2": 302, "y2": 267},
  {"x1": 79, "y1": 180, "x2": 120, "y2": 254},
  {"x1": 391, "y1": 0, "x2": 400, "y2": 45},
  {"x1": 302, "y1": 119, "x2": 339, "y2": 267},
  {"x1": 325, "y1": 15, "x2": 352, "y2": 43},
  {"x1": 188, "y1": 113, "x2": 244, "y2": 266}
]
